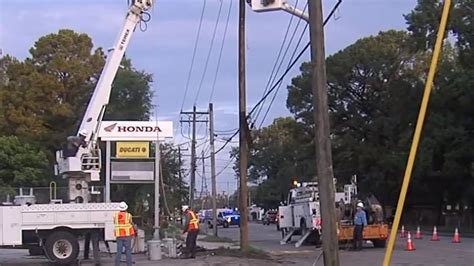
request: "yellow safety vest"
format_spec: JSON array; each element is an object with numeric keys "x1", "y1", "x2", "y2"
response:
[
  {"x1": 114, "y1": 211, "x2": 135, "y2": 237},
  {"x1": 188, "y1": 210, "x2": 199, "y2": 231}
]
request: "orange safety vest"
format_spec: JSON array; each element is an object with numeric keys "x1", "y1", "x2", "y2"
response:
[
  {"x1": 188, "y1": 210, "x2": 199, "y2": 231},
  {"x1": 114, "y1": 211, "x2": 135, "y2": 237}
]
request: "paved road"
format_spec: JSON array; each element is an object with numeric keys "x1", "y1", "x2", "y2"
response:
[
  {"x1": 1, "y1": 222, "x2": 472, "y2": 265},
  {"x1": 215, "y1": 222, "x2": 474, "y2": 265}
]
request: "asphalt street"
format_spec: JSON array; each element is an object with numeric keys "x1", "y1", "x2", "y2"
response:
[
  {"x1": 215, "y1": 222, "x2": 474, "y2": 266},
  {"x1": 0, "y1": 222, "x2": 472, "y2": 265}
]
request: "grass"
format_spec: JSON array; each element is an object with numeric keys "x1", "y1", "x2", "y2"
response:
[
  {"x1": 199, "y1": 235, "x2": 235, "y2": 243},
  {"x1": 206, "y1": 245, "x2": 272, "y2": 260}
]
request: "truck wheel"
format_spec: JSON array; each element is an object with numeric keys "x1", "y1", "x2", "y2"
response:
[
  {"x1": 372, "y1": 239, "x2": 386, "y2": 248},
  {"x1": 44, "y1": 231, "x2": 79, "y2": 265}
]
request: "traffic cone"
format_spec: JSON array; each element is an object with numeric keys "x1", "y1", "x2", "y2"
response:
[
  {"x1": 415, "y1": 226, "x2": 422, "y2": 239},
  {"x1": 405, "y1": 232, "x2": 415, "y2": 251},
  {"x1": 452, "y1": 228, "x2": 461, "y2": 243},
  {"x1": 400, "y1": 225, "x2": 406, "y2": 238},
  {"x1": 431, "y1": 226, "x2": 440, "y2": 241}
]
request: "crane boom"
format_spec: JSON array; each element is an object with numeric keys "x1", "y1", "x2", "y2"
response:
[
  {"x1": 55, "y1": 0, "x2": 154, "y2": 203},
  {"x1": 81, "y1": 1, "x2": 152, "y2": 146}
]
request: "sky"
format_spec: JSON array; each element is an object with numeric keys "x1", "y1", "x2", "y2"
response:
[{"x1": 0, "y1": 0, "x2": 418, "y2": 196}]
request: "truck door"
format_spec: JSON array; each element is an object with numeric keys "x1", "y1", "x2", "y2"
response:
[{"x1": 278, "y1": 205, "x2": 293, "y2": 229}]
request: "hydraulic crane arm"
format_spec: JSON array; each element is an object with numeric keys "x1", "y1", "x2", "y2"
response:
[
  {"x1": 80, "y1": 0, "x2": 153, "y2": 146},
  {"x1": 55, "y1": 0, "x2": 154, "y2": 195}
]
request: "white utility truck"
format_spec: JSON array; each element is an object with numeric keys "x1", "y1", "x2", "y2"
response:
[
  {"x1": 0, "y1": 1, "x2": 154, "y2": 264},
  {"x1": 278, "y1": 179, "x2": 357, "y2": 247}
]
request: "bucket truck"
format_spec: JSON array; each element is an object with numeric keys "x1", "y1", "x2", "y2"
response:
[
  {"x1": 279, "y1": 177, "x2": 388, "y2": 248},
  {"x1": 0, "y1": 1, "x2": 154, "y2": 264}
]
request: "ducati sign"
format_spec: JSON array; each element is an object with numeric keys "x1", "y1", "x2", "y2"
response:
[{"x1": 99, "y1": 121, "x2": 173, "y2": 141}]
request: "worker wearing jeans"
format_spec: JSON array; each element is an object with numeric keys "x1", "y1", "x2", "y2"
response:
[
  {"x1": 182, "y1": 205, "x2": 200, "y2": 259},
  {"x1": 115, "y1": 236, "x2": 133, "y2": 266},
  {"x1": 352, "y1": 202, "x2": 367, "y2": 251},
  {"x1": 114, "y1": 201, "x2": 135, "y2": 266}
]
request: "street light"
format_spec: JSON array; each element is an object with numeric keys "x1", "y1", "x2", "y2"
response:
[{"x1": 247, "y1": 0, "x2": 309, "y2": 22}]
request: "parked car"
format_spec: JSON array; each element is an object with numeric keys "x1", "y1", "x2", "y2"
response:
[{"x1": 263, "y1": 210, "x2": 278, "y2": 225}]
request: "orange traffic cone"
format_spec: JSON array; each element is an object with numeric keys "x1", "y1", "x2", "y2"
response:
[
  {"x1": 415, "y1": 226, "x2": 422, "y2": 239},
  {"x1": 452, "y1": 228, "x2": 461, "y2": 243},
  {"x1": 400, "y1": 225, "x2": 406, "y2": 238},
  {"x1": 431, "y1": 226, "x2": 440, "y2": 241},
  {"x1": 405, "y1": 232, "x2": 415, "y2": 251}
]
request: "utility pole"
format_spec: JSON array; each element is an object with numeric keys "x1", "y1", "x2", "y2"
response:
[
  {"x1": 308, "y1": 1, "x2": 339, "y2": 265},
  {"x1": 238, "y1": 0, "x2": 249, "y2": 253},
  {"x1": 180, "y1": 106, "x2": 208, "y2": 209},
  {"x1": 209, "y1": 103, "x2": 218, "y2": 236},
  {"x1": 177, "y1": 146, "x2": 188, "y2": 207},
  {"x1": 190, "y1": 106, "x2": 196, "y2": 209}
]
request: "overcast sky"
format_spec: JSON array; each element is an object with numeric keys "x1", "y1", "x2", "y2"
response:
[{"x1": 0, "y1": 0, "x2": 418, "y2": 195}]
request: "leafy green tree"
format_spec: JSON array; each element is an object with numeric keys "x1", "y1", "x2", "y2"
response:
[
  {"x1": 0, "y1": 29, "x2": 155, "y2": 195},
  {"x1": 232, "y1": 117, "x2": 314, "y2": 208},
  {"x1": 0, "y1": 136, "x2": 49, "y2": 199},
  {"x1": 0, "y1": 29, "x2": 153, "y2": 150},
  {"x1": 406, "y1": 0, "x2": 474, "y2": 215},
  {"x1": 287, "y1": 30, "x2": 429, "y2": 205},
  {"x1": 103, "y1": 57, "x2": 153, "y2": 121}
]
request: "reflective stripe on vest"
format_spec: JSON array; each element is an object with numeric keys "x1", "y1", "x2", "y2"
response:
[
  {"x1": 188, "y1": 210, "x2": 199, "y2": 231},
  {"x1": 114, "y1": 211, "x2": 135, "y2": 237}
]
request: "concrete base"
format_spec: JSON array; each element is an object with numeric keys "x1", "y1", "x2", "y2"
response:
[{"x1": 147, "y1": 240, "x2": 162, "y2": 261}]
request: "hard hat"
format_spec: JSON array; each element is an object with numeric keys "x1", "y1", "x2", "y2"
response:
[
  {"x1": 78, "y1": 129, "x2": 88, "y2": 137},
  {"x1": 182, "y1": 205, "x2": 189, "y2": 212},
  {"x1": 357, "y1": 202, "x2": 364, "y2": 208},
  {"x1": 119, "y1": 201, "x2": 128, "y2": 211}
]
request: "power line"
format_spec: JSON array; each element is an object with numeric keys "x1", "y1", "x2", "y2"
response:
[
  {"x1": 194, "y1": 0, "x2": 224, "y2": 105},
  {"x1": 181, "y1": 0, "x2": 207, "y2": 111},
  {"x1": 253, "y1": 0, "x2": 299, "y2": 124},
  {"x1": 209, "y1": 0, "x2": 233, "y2": 102},
  {"x1": 209, "y1": 0, "x2": 342, "y2": 157},
  {"x1": 258, "y1": 3, "x2": 309, "y2": 128}
]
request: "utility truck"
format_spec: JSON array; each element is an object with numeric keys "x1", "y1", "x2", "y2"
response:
[
  {"x1": 278, "y1": 177, "x2": 388, "y2": 248},
  {"x1": 0, "y1": 1, "x2": 154, "y2": 264}
]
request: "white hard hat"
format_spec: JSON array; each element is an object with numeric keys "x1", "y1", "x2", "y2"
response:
[
  {"x1": 357, "y1": 202, "x2": 364, "y2": 208},
  {"x1": 182, "y1": 205, "x2": 189, "y2": 212},
  {"x1": 78, "y1": 129, "x2": 88, "y2": 137},
  {"x1": 119, "y1": 201, "x2": 128, "y2": 211}
]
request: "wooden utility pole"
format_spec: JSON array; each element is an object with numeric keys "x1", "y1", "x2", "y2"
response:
[
  {"x1": 180, "y1": 106, "x2": 208, "y2": 209},
  {"x1": 209, "y1": 103, "x2": 218, "y2": 236},
  {"x1": 238, "y1": 0, "x2": 249, "y2": 253},
  {"x1": 308, "y1": 0, "x2": 340, "y2": 265},
  {"x1": 190, "y1": 106, "x2": 197, "y2": 209}
]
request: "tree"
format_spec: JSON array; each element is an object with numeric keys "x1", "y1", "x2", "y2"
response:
[
  {"x1": 0, "y1": 136, "x2": 49, "y2": 200},
  {"x1": 0, "y1": 29, "x2": 153, "y2": 151},
  {"x1": 0, "y1": 29, "x2": 155, "y2": 196},
  {"x1": 232, "y1": 117, "x2": 314, "y2": 208},
  {"x1": 405, "y1": 0, "x2": 474, "y2": 215},
  {"x1": 287, "y1": 30, "x2": 429, "y2": 205},
  {"x1": 103, "y1": 57, "x2": 153, "y2": 121}
]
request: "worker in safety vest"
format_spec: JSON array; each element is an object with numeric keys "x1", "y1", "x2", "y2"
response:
[
  {"x1": 182, "y1": 205, "x2": 199, "y2": 259},
  {"x1": 114, "y1": 201, "x2": 135, "y2": 266}
]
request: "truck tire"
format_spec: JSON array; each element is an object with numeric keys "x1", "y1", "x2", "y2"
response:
[
  {"x1": 44, "y1": 231, "x2": 79, "y2": 265},
  {"x1": 372, "y1": 239, "x2": 386, "y2": 248}
]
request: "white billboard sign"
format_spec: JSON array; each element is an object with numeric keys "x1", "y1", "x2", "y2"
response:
[{"x1": 98, "y1": 121, "x2": 173, "y2": 141}]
